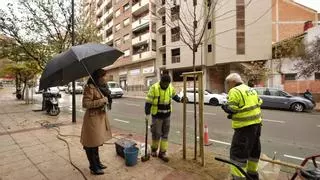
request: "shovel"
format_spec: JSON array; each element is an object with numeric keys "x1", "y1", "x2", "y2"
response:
[{"x1": 141, "y1": 117, "x2": 150, "y2": 162}]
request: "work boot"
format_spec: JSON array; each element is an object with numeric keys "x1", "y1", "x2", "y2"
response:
[
  {"x1": 85, "y1": 147, "x2": 104, "y2": 175},
  {"x1": 94, "y1": 147, "x2": 107, "y2": 169},
  {"x1": 151, "y1": 149, "x2": 158, "y2": 157},
  {"x1": 158, "y1": 151, "x2": 169, "y2": 162},
  {"x1": 248, "y1": 172, "x2": 259, "y2": 180}
]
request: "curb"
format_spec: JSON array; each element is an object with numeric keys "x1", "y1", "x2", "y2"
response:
[{"x1": 123, "y1": 95, "x2": 145, "y2": 99}]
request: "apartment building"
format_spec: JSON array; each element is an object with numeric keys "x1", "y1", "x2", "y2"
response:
[
  {"x1": 156, "y1": 0, "x2": 272, "y2": 92},
  {"x1": 83, "y1": 0, "x2": 272, "y2": 93},
  {"x1": 86, "y1": 0, "x2": 158, "y2": 91},
  {"x1": 272, "y1": 0, "x2": 319, "y2": 43}
]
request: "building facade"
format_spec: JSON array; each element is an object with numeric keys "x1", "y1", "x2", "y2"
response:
[
  {"x1": 84, "y1": 0, "x2": 272, "y2": 93},
  {"x1": 272, "y1": 0, "x2": 318, "y2": 43},
  {"x1": 267, "y1": 0, "x2": 319, "y2": 97},
  {"x1": 157, "y1": 0, "x2": 272, "y2": 92}
]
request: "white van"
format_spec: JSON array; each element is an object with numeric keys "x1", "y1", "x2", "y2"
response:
[{"x1": 107, "y1": 81, "x2": 124, "y2": 98}]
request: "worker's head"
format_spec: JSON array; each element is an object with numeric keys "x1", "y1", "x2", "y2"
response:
[
  {"x1": 225, "y1": 73, "x2": 243, "y2": 91},
  {"x1": 160, "y1": 74, "x2": 171, "y2": 90}
]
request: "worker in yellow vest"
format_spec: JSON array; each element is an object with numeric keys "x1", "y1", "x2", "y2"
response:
[
  {"x1": 145, "y1": 73, "x2": 180, "y2": 162},
  {"x1": 221, "y1": 73, "x2": 263, "y2": 180}
]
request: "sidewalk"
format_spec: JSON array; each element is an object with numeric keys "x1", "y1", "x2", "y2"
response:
[{"x1": 0, "y1": 88, "x2": 228, "y2": 180}]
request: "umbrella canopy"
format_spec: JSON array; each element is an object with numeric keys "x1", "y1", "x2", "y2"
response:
[{"x1": 39, "y1": 43, "x2": 123, "y2": 90}]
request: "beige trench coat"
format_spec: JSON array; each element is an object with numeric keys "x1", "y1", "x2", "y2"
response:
[{"x1": 80, "y1": 84, "x2": 112, "y2": 147}]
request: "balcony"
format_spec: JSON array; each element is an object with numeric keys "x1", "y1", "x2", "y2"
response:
[
  {"x1": 101, "y1": 7, "x2": 113, "y2": 22},
  {"x1": 132, "y1": 51, "x2": 156, "y2": 62},
  {"x1": 96, "y1": 18, "x2": 103, "y2": 27},
  {"x1": 157, "y1": 6, "x2": 165, "y2": 14},
  {"x1": 158, "y1": 45, "x2": 166, "y2": 52},
  {"x1": 132, "y1": 0, "x2": 150, "y2": 16},
  {"x1": 157, "y1": 25, "x2": 165, "y2": 33},
  {"x1": 105, "y1": 20, "x2": 113, "y2": 31},
  {"x1": 132, "y1": 32, "x2": 156, "y2": 46},
  {"x1": 104, "y1": 34, "x2": 114, "y2": 44},
  {"x1": 132, "y1": 17, "x2": 149, "y2": 31}
]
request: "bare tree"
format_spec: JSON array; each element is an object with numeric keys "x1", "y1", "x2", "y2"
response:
[
  {"x1": 294, "y1": 37, "x2": 320, "y2": 78},
  {"x1": 153, "y1": 0, "x2": 260, "y2": 159},
  {"x1": 0, "y1": 0, "x2": 101, "y2": 70}
]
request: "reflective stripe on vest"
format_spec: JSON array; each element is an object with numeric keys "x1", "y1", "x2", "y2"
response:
[
  {"x1": 232, "y1": 113, "x2": 262, "y2": 121},
  {"x1": 147, "y1": 83, "x2": 174, "y2": 115}
]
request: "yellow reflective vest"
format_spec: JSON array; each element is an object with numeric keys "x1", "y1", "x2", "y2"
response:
[
  {"x1": 227, "y1": 84, "x2": 263, "y2": 129},
  {"x1": 146, "y1": 82, "x2": 176, "y2": 116}
]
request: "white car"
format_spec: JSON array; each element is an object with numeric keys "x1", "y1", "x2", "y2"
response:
[
  {"x1": 65, "y1": 82, "x2": 83, "y2": 94},
  {"x1": 107, "y1": 81, "x2": 124, "y2": 98},
  {"x1": 178, "y1": 88, "x2": 227, "y2": 106}
]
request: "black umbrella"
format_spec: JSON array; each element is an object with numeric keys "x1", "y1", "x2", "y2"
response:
[{"x1": 39, "y1": 43, "x2": 123, "y2": 90}]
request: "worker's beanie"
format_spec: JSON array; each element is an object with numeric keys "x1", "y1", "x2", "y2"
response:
[{"x1": 161, "y1": 74, "x2": 171, "y2": 83}]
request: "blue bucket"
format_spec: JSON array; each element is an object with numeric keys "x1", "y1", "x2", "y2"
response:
[{"x1": 123, "y1": 147, "x2": 139, "y2": 166}]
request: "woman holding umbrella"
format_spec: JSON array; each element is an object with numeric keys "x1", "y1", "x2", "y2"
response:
[{"x1": 80, "y1": 69, "x2": 112, "y2": 175}]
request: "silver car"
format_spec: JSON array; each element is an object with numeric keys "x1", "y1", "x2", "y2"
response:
[{"x1": 254, "y1": 87, "x2": 314, "y2": 112}]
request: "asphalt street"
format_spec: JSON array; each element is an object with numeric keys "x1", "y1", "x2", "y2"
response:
[{"x1": 33, "y1": 92, "x2": 320, "y2": 166}]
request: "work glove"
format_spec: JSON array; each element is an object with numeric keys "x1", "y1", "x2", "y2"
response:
[
  {"x1": 221, "y1": 104, "x2": 234, "y2": 114},
  {"x1": 227, "y1": 114, "x2": 232, "y2": 119}
]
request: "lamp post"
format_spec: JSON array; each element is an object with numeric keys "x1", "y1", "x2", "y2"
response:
[{"x1": 71, "y1": 0, "x2": 76, "y2": 123}]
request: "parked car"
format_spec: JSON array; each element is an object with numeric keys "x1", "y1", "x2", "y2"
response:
[
  {"x1": 58, "y1": 85, "x2": 68, "y2": 91},
  {"x1": 65, "y1": 82, "x2": 83, "y2": 94},
  {"x1": 178, "y1": 88, "x2": 227, "y2": 106},
  {"x1": 34, "y1": 86, "x2": 60, "y2": 94},
  {"x1": 107, "y1": 81, "x2": 124, "y2": 98},
  {"x1": 0, "y1": 81, "x2": 3, "y2": 89},
  {"x1": 254, "y1": 87, "x2": 315, "y2": 112}
]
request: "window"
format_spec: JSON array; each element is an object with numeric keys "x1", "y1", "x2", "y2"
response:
[
  {"x1": 152, "y1": 40, "x2": 157, "y2": 51},
  {"x1": 123, "y1": 3, "x2": 130, "y2": 12},
  {"x1": 115, "y1": 23, "x2": 121, "y2": 32},
  {"x1": 315, "y1": 73, "x2": 320, "y2": 80},
  {"x1": 236, "y1": 0, "x2": 245, "y2": 54},
  {"x1": 207, "y1": 0, "x2": 212, "y2": 7},
  {"x1": 162, "y1": 16, "x2": 166, "y2": 25},
  {"x1": 171, "y1": 27, "x2": 180, "y2": 42},
  {"x1": 284, "y1": 73, "x2": 297, "y2": 80},
  {"x1": 171, "y1": 5, "x2": 180, "y2": 21},
  {"x1": 123, "y1": 34, "x2": 130, "y2": 42},
  {"x1": 123, "y1": 18, "x2": 130, "y2": 27},
  {"x1": 115, "y1": 38, "x2": 121, "y2": 47},
  {"x1": 162, "y1": 35, "x2": 166, "y2": 46},
  {"x1": 208, "y1": 21, "x2": 212, "y2": 29},
  {"x1": 162, "y1": 53, "x2": 166, "y2": 65},
  {"x1": 124, "y1": 49, "x2": 130, "y2": 57},
  {"x1": 152, "y1": 22, "x2": 157, "y2": 33},
  {"x1": 171, "y1": 48, "x2": 180, "y2": 63},
  {"x1": 115, "y1": 9, "x2": 121, "y2": 17},
  {"x1": 208, "y1": 44, "x2": 212, "y2": 52}
]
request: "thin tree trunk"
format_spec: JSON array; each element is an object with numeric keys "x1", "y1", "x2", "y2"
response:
[
  {"x1": 193, "y1": 49, "x2": 197, "y2": 160},
  {"x1": 21, "y1": 80, "x2": 27, "y2": 100}
]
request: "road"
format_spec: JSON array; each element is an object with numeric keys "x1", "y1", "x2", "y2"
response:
[{"x1": 34, "y1": 92, "x2": 320, "y2": 165}]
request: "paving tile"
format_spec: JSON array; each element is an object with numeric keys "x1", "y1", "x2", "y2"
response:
[
  {"x1": 28, "y1": 152, "x2": 60, "y2": 165},
  {"x1": 0, "y1": 159, "x2": 33, "y2": 176},
  {"x1": 0, "y1": 144, "x2": 20, "y2": 153},
  {"x1": 1, "y1": 166, "x2": 40, "y2": 180},
  {"x1": 0, "y1": 153, "x2": 27, "y2": 166}
]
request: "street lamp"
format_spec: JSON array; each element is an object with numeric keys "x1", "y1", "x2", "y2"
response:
[{"x1": 71, "y1": 0, "x2": 76, "y2": 123}]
